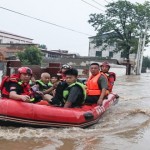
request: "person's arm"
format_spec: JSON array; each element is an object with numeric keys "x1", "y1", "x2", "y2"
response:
[
  {"x1": 43, "y1": 86, "x2": 55, "y2": 94},
  {"x1": 9, "y1": 83, "x2": 30, "y2": 102},
  {"x1": 64, "y1": 86, "x2": 81, "y2": 108},
  {"x1": 97, "y1": 75, "x2": 108, "y2": 105},
  {"x1": 9, "y1": 91, "x2": 30, "y2": 102},
  {"x1": 42, "y1": 82, "x2": 60, "y2": 95},
  {"x1": 97, "y1": 89, "x2": 106, "y2": 105},
  {"x1": 64, "y1": 101, "x2": 72, "y2": 108}
]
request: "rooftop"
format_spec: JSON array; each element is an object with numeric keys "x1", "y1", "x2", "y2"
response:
[{"x1": 0, "y1": 30, "x2": 33, "y2": 40}]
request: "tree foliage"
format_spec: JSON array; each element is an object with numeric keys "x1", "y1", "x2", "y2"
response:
[
  {"x1": 38, "y1": 44, "x2": 47, "y2": 50},
  {"x1": 142, "y1": 56, "x2": 150, "y2": 69},
  {"x1": 17, "y1": 46, "x2": 43, "y2": 65},
  {"x1": 88, "y1": 0, "x2": 150, "y2": 59}
]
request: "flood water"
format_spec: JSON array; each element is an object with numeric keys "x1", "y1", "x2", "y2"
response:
[{"x1": 0, "y1": 70, "x2": 150, "y2": 150}]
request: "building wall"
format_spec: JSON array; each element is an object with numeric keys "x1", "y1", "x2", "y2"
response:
[
  {"x1": 89, "y1": 37, "x2": 121, "y2": 59},
  {"x1": 0, "y1": 30, "x2": 33, "y2": 44},
  {"x1": 89, "y1": 37, "x2": 136, "y2": 64}
]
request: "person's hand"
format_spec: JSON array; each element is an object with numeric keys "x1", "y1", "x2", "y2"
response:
[
  {"x1": 53, "y1": 82, "x2": 59, "y2": 89},
  {"x1": 35, "y1": 91, "x2": 44, "y2": 95},
  {"x1": 97, "y1": 98, "x2": 103, "y2": 106},
  {"x1": 20, "y1": 95, "x2": 30, "y2": 102}
]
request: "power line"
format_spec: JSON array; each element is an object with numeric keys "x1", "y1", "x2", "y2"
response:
[
  {"x1": 81, "y1": 0, "x2": 105, "y2": 12},
  {"x1": 105, "y1": 0, "x2": 114, "y2": 3},
  {"x1": 91, "y1": 0, "x2": 105, "y2": 8},
  {"x1": 104, "y1": 0, "x2": 110, "y2": 3},
  {"x1": 0, "y1": 6, "x2": 92, "y2": 36}
]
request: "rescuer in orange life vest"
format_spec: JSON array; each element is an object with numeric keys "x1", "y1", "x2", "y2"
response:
[
  {"x1": 100, "y1": 61, "x2": 116, "y2": 92},
  {"x1": 1, "y1": 67, "x2": 34, "y2": 102},
  {"x1": 85, "y1": 63, "x2": 109, "y2": 106}
]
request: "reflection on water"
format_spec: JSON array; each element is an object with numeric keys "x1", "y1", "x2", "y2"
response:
[{"x1": 0, "y1": 72, "x2": 150, "y2": 150}]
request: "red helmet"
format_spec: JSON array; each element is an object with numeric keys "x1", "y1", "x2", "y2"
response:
[
  {"x1": 100, "y1": 61, "x2": 110, "y2": 68},
  {"x1": 18, "y1": 67, "x2": 33, "y2": 75}
]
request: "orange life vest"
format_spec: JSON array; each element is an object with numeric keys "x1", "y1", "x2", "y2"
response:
[
  {"x1": 0, "y1": 74, "x2": 32, "y2": 98},
  {"x1": 86, "y1": 72, "x2": 108, "y2": 96}
]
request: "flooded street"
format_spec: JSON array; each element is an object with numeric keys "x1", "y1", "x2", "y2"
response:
[{"x1": 0, "y1": 72, "x2": 150, "y2": 150}]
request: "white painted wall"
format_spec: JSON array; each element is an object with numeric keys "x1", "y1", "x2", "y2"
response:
[{"x1": 0, "y1": 31, "x2": 33, "y2": 44}]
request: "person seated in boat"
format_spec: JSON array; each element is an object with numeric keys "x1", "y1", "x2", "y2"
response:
[
  {"x1": 50, "y1": 65, "x2": 72, "y2": 106},
  {"x1": 50, "y1": 68, "x2": 86, "y2": 108},
  {"x1": 31, "y1": 72, "x2": 57, "y2": 101},
  {"x1": 85, "y1": 63, "x2": 109, "y2": 106},
  {"x1": 100, "y1": 61, "x2": 116, "y2": 92},
  {"x1": 51, "y1": 74, "x2": 60, "y2": 85},
  {"x1": 57, "y1": 64, "x2": 72, "y2": 81},
  {"x1": 50, "y1": 75, "x2": 60, "y2": 96},
  {"x1": 34, "y1": 72, "x2": 53, "y2": 94},
  {"x1": 29, "y1": 76, "x2": 36, "y2": 86},
  {"x1": 62, "y1": 68, "x2": 86, "y2": 108},
  {"x1": 1, "y1": 67, "x2": 34, "y2": 102}
]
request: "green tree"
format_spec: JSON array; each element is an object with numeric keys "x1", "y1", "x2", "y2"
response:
[
  {"x1": 17, "y1": 46, "x2": 43, "y2": 65},
  {"x1": 88, "y1": 0, "x2": 150, "y2": 60},
  {"x1": 142, "y1": 56, "x2": 150, "y2": 69},
  {"x1": 38, "y1": 44, "x2": 47, "y2": 50}
]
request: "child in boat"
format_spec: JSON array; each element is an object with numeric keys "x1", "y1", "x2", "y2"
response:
[
  {"x1": 50, "y1": 75, "x2": 60, "y2": 96},
  {"x1": 51, "y1": 74, "x2": 60, "y2": 85}
]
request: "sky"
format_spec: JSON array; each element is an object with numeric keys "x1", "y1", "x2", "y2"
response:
[{"x1": 0, "y1": 0, "x2": 149, "y2": 56}]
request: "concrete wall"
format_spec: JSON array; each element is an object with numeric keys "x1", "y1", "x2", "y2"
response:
[{"x1": 0, "y1": 30, "x2": 33, "y2": 44}]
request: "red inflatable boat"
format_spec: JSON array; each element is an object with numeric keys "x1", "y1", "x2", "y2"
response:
[{"x1": 0, "y1": 93, "x2": 118, "y2": 128}]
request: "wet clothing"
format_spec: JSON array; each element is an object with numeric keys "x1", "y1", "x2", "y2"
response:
[
  {"x1": 36, "y1": 80, "x2": 52, "y2": 92},
  {"x1": 63, "y1": 82, "x2": 86, "y2": 107},
  {"x1": 86, "y1": 72, "x2": 108, "y2": 96},
  {"x1": 85, "y1": 73, "x2": 108, "y2": 104},
  {"x1": 1, "y1": 74, "x2": 41, "y2": 103},
  {"x1": 51, "y1": 81, "x2": 68, "y2": 106},
  {"x1": 1, "y1": 74, "x2": 32, "y2": 98},
  {"x1": 9, "y1": 82, "x2": 30, "y2": 95},
  {"x1": 104, "y1": 72, "x2": 116, "y2": 92}
]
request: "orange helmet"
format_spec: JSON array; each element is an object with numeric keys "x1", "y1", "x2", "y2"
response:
[
  {"x1": 18, "y1": 67, "x2": 33, "y2": 75},
  {"x1": 100, "y1": 61, "x2": 110, "y2": 68}
]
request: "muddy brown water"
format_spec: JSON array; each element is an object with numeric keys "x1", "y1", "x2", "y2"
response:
[{"x1": 0, "y1": 71, "x2": 150, "y2": 150}]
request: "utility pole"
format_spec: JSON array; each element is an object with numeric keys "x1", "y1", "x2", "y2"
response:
[
  {"x1": 139, "y1": 21, "x2": 148, "y2": 74},
  {"x1": 135, "y1": 20, "x2": 148, "y2": 75},
  {"x1": 135, "y1": 34, "x2": 142, "y2": 75}
]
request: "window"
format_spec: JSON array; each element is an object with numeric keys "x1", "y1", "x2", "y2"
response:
[
  {"x1": 7, "y1": 52, "x2": 15, "y2": 57},
  {"x1": 109, "y1": 52, "x2": 113, "y2": 57},
  {"x1": 0, "y1": 39, "x2": 2, "y2": 43},
  {"x1": 121, "y1": 52, "x2": 125, "y2": 58},
  {"x1": 96, "y1": 51, "x2": 102, "y2": 57}
]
